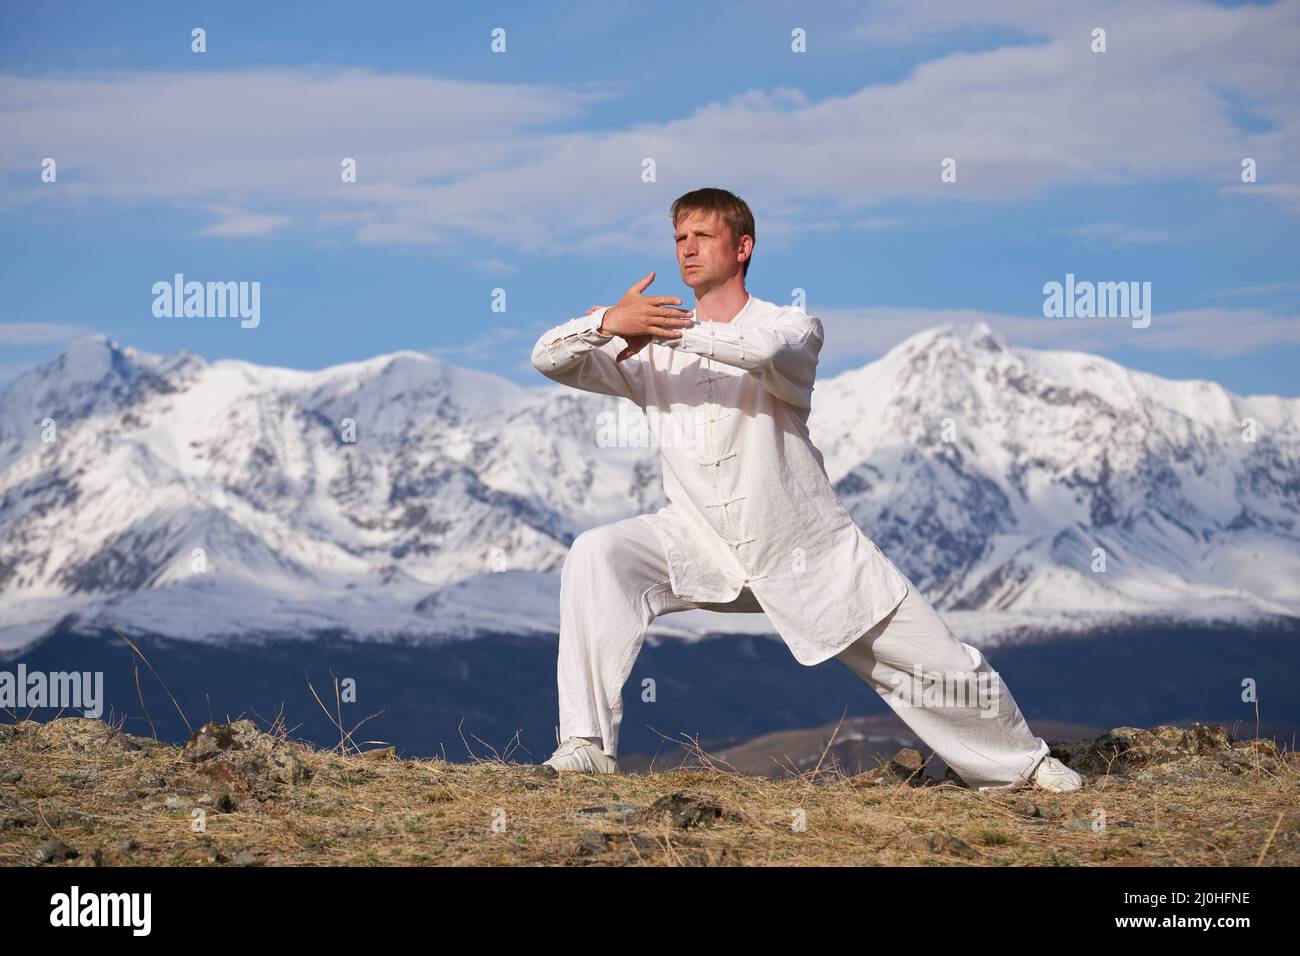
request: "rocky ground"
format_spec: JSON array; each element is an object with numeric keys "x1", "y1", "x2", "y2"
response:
[{"x1": 1, "y1": 717, "x2": 1296, "y2": 866}]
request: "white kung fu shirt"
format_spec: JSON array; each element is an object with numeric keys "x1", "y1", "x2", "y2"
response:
[{"x1": 530, "y1": 293, "x2": 910, "y2": 665}]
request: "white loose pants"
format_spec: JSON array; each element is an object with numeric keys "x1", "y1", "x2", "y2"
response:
[{"x1": 556, "y1": 514, "x2": 1051, "y2": 790}]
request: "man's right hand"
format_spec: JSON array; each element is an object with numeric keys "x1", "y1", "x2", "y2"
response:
[{"x1": 598, "y1": 273, "x2": 694, "y2": 359}]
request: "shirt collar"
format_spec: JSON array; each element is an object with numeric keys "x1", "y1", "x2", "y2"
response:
[
  {"x1": 735, "y1": 294, "x2": 755, "y2": 324},
  {"x1": 699, "y1": 294, "x2": 754, "y2": 326}
]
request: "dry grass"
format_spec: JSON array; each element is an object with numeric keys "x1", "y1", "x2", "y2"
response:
[{"x1": 2, "y1": 714, "x2": 1298, "y2": 867}]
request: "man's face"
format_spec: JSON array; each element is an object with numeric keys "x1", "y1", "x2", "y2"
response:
[{"x1": 675, "y1": 210, "x2": 749, "y2": 291}]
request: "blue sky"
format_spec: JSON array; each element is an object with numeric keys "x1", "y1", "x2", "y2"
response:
[{"x1": 2, "y1": 0, "x2": 1298, "y2": 395}]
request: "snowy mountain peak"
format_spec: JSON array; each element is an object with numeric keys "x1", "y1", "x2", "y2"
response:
[
  {"x1": 49, "y1": 334, "x2": 133, "y2": 382},
  {"x1": 1, "y1": 325, "x2": 1297, "y2": 652},
  {"x1": 892, "y1": 319, "x2": 1008, "y2": 357},
  {"x1": 941, "y1": 319, "x2": 1004, "y2": 350}
]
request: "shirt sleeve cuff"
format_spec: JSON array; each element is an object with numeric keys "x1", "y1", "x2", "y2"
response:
[{"x1": 584, "y1": 307, "x2": 614, "y2": 340}]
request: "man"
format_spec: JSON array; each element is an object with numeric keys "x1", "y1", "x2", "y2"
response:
[{"x1": 529, "y1": 187, "x2": 1081, "y2": 792}]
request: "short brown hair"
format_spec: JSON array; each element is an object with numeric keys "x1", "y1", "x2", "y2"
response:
[{"x1": 671, "y1": 187, "x2": 755, "y2": 277}]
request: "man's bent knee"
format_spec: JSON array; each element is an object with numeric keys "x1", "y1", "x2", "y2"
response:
[{"x1": 562, "y1": 523, "x2": 640, "y2": 587}]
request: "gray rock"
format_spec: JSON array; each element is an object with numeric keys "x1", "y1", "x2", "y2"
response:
[
  {"x1": 568, "y1": 830, "x2": 661, "y2": 857},
  {"x1": 2, "y1": 810, "x2": 39, "y2": 830},
  {"x1": 571, "y1": 803, "x2": 639, "y2": 825},
  {"x1": 37, "y1": 840, "x2": 78, "y2": 863},
  {"x1": 1013, "y1": 797, "x2": 1041, "y2": 817},
  {"x1": 271, "y1": 753, "x2": 309, "y2": 785},
  {"x1": 908, "y1": 831, "x2": 976, "y2": 858},
  {"x1": 35, "y1": 718, "x2": 144, "y2": 753},
  {"x1": 1052, "y1": 722, "x2": 1245, "y2": 779},
  {"x1": 634, "y1": 790, "x2": 736, "y2": 829},
  {"x1": 851, "y1": 748, "x2": 929, "y2": 788},
  {"x1": 183, "y1": 722, "x2": 250, "y2": 762},
  {"x1": 178, "y1": 844, "x2": 227, "y2": 865}
]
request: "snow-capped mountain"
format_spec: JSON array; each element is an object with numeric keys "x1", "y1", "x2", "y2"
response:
[
  {"x1": 2, "y1": 322, "x2": 1297, "y2": 652},
  {"x1": 812, "y1": 324, "x2": 1300, "y2": 637}
]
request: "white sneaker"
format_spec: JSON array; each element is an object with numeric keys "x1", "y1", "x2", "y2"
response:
[
  {"x1": 542, "y1": 737, "x2": 618, "y2": 773},
  {"x1": 1029, "y1": 755, "x2": 1083, "y2": 792}
]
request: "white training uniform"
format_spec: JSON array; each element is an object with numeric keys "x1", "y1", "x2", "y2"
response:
[{"x1": 530, "y1": 294, "x2": 1050, "y2": 789}]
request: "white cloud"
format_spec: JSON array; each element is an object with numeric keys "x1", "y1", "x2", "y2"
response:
[
  {"x1": 198, "y1": 204, "x2": 292, "y2": 238},
  {"x1": 430, "y1": 324, "x2": 534, "y2": 363},
  {"x1": 1219, "y1": 183, "x2": 1300, "y2": 214},
  {"x1": 472, "y1": 259, "x2": 518, "y2": 274},
  {"x1": 0, "y1": 322, "x2": 99, "y2": 345},
  {"x1": 1209, "y1": 280, "x2": 1300, "y2": 298},
  {"x1": 817, "y1": 302, "x2": 1300, "y2": 363},
  {"x1": 0, "y1": 1, "x2": 1297, "y2": 256},
  {"x1": 1055, "y1": 222, "x2": 1174, "y2": 246}
]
